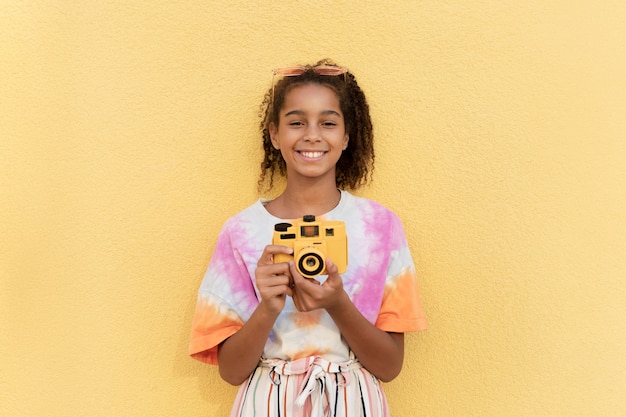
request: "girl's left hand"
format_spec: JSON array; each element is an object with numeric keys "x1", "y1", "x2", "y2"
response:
[{"x1": 289, "y1": 258, "x2": 348, "y2": 312}]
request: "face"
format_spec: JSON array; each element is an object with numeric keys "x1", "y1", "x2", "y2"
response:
[{"x1": 269, "y1": 83, "x2": 349, "y2": 184}]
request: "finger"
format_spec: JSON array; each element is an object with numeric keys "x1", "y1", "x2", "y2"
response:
[
  {"x1": 266, "y1": 245, "x2": 295, "y2": 256},
  {"x1": 289, "y1": 262, "x2": 321, "y2": 291},
  {"x1": 256, "y1": 271, "x2": 292, "y2": 289},
  {"x1": 257, "y1": 245, "x2": 294, "y2": 266},
  {"x1": 289, "y1": 261, "x2": 307, "y2": 285},
  {"x1": 260, "y1": 285, "x2": 288, "y2": 297},
  {"x1": 256, "y1": 247, "x2": 274, "y2": 266},
  {"x1": 255, "y1": 263, "x2": 290, "y2": 279},
  {"x1": 260, "y1": 273, "x2": 291, "y2": 286},
  {"x1": 325, "y1": 258, "x2": 339, "y2": 276},
  {"x1": 322, "y1": 259, "x2": 343, "y2": 288},
  {"x1": 258, "y1": 276, "x2": 291, "y2": 296},
  {"x1": 285, "y1": 285, "x2": 294, "y2": 297}
]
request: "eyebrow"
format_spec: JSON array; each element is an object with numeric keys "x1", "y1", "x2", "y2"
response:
[{"x1": 283, "y1": 109, "x2": 342, "y2": 117}]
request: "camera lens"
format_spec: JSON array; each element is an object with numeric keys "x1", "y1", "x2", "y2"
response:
[{"x1": 296, "y1": 251, "x2": 324, "y2": 278}]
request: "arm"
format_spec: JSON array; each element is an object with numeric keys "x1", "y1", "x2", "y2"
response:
[
  {"x1": 327, "y1": 291, "x2": 405, "y2": 382},
  {"x1": 217, "y1": 299, "x2": 279, "y2": 385},
  {"x1": 217, "y1": 245, "x2": 294, "y2": 385},
  {"x1": 289, "y1": 260, "x2": 405, "y2": 382}
]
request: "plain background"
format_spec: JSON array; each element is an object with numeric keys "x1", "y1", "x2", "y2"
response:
[{"x1": 2, "y1": 1, "x2": 625, "y2": 416}]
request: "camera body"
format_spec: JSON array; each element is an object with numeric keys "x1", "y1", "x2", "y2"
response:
[{"x1": 272, "y1": 215, "x2": 348, "y2": 278}]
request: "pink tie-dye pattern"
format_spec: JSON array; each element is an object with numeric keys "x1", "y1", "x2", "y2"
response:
[
  {"x1": 349, "y1": 200, "x2": 398, "y2": 322},
  {"x1": 210, "y1": 219, "x2": 262, "y2": 314}
]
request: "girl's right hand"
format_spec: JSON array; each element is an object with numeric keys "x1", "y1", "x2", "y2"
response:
[
  {"x1": 254, "y1": 245, "x2": 294, "y2": 315},
  {"x1": 218, "y1": 245, "x2": 295, "y2": 386}
]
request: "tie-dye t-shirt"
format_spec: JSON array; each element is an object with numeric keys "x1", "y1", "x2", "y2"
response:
[{"x1": 189, "y1": 190, "x2": 427, "y2": 365}]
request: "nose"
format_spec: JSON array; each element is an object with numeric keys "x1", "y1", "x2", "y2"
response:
[{"x1": 304, "y1": 124, "x2": 321, "y2": 142}]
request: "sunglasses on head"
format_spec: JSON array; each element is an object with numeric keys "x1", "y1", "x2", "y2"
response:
[{"x1": 271, "y1": 65, "x2": 349, "y2": 108}]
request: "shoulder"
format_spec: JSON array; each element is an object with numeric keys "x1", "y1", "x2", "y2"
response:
[
  {"x1": 340, "y1": 190, "x2": 402, "y2": 223},
  {"x1": 221, "y1": 199, "x2": 267, "y2": 226},
  {"x1": 339, "y1": 191, "x2": 409, "y2": 246},
  {"x1": 214, "y1": 199, "x2": 267, "y2": 237},
  {"x1": 217, "y1": 199, "x2": 277, "y2": 248}
]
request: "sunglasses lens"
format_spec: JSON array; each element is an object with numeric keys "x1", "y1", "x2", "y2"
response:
[
  {"x1": 314, "y1": 66, "x2": 347, "y2": 76},
  {"x1": 273, "y1": 66, "x2": 306, "y2": 77}
]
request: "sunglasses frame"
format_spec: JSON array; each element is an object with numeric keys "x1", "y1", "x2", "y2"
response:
[{"x1": 272, "y1": 65, "x2": 349, "y2": 77}]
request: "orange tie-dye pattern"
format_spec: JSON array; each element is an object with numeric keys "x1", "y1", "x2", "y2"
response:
[
  {"x1": 290, "y1": 310, "x2": 323, "y2": 328},
  {"x1": 375, "y1": 269, "x2": 427, "y2": 332},
  {"x1": 189, "y1": 296, "x2": 243, "y2": 364},
  {"x1": 291, "y1": 346, "x2": 331, "y2": 360}
]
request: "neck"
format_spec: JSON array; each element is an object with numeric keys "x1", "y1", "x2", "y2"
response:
[{"x1": 267, "y1": 178, "x2": 341, "y2": 219}]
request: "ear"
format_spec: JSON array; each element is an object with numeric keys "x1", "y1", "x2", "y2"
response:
[
  {"x1": 269, "y1": 122, "x2": 280, "y2": 149},
  {"x1": 342, "y1": 133, "x2": 349, "y2": 150}
]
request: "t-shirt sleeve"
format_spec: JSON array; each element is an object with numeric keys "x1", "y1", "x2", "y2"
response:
[
  {"x1": 374, "y1": 215, "x2": 428, "y2": 333},
  {"x1": 189, "y1": 221, "x2": 258, "y2": 365},
  {"x1": 188, "y1": 294, "x2": 243, "y2": 365}
]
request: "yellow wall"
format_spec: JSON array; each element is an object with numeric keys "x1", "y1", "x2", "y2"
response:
[{"x1": 2, "y1": 1, "x2": 625, "y2": 416}]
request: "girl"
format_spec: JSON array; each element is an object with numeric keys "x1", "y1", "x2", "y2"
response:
[{"x1": 189, "y1": 60, "x2": 427, "y2": 416}]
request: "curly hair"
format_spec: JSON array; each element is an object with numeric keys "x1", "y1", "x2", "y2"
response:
[{"x1": 258, "y1": 59, "x2": 374, "y2": 191}]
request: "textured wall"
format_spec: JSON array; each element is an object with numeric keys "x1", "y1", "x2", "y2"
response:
[{"x1": 1, "y1": 1, "x2": 625, "y2": 416}]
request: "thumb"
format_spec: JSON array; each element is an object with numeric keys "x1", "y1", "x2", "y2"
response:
[
  {"x1": 323, "y1": 258, "x2": 344, "y2": 292},
  {"x1": 325, "y1": 258, "x2": 340, "y2": 278},
  {"x1": 289, "y1": 261, "x2": 306, "y2": 284}
]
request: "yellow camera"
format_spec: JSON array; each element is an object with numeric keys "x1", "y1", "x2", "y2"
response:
[{"x1": 272, "y1": 215, "x2": 348, "y2": 278}]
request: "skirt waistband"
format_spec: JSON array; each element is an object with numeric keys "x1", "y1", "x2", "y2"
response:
[
  {"x1": 259, "y1": 355, "x2": 365, "y2": 410},
  {"x1": 259, "y1": 355, "x2": 362, "y2": 377}
]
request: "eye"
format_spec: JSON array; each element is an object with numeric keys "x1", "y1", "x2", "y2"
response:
[
  {"x1": 288, "y1": 120, "x2": 304, "y2": 127},
  {"x1": 322, "y1": 121, "x2": 337, "y2": 127}
]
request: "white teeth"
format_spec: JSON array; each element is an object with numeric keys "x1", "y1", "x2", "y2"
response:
[{"x1": 300, "y1": 151, "x2": 324, "y2": 158}]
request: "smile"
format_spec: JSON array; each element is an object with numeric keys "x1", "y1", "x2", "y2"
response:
[{"x1": 298, "y1": 151, "x2": 326, "y2": 159}]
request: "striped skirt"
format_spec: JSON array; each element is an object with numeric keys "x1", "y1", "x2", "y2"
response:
[{"x1": 229, "y1": 356, "x2": 390, "y2": 417}]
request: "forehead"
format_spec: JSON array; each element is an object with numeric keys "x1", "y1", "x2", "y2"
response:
[{"x1": 282, "y1": 83, "x2": 342, "y2": 112}]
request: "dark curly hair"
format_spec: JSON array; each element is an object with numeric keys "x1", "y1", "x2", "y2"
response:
[{"x1": 258, "y1": 59, "x2": 374, "y2": 191}]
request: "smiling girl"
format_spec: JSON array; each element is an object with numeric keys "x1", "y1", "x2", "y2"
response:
[{"x1": 189, "y1": 60, "x2": 427, "y2": 417}]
